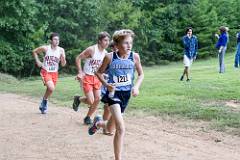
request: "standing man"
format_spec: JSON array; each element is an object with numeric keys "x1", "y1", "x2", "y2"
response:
[
  {"x1": 72, "y1": 32, "x2": 110, "y2": 125},
  {"x1": 32, "y1": 32, "x2": 66, "y2": 114},
  {"x1": 234, "y1": 26, "x2": 240, "y2": 68},
  {"x1": 215, "y1": 26, "x2": 228, "y2": 73},
  {"x1": 180, "y1": 27, "x2": 198, "y2": 81}
]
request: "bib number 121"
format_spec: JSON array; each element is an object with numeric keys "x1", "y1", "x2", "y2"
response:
[{"x1": 117, "y1": 75, "x2": 128, "y2": 83}]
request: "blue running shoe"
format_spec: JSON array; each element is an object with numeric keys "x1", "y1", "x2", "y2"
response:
[
  {"x1": 88, "y1": 115, "x2": 102, "y2": 135},
  {"x1": 39, "y1": 101, "x2": 43, "y2": 112},
  {"x1": 39, "y1": 99, "x2": 48, "y2": 114}
]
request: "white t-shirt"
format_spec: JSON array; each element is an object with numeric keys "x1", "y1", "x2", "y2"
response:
[
  {"x1": 83, "y1": 44, "x2": 107, "y2": 75},
  {"x1": 42, "y1": 45, "x2": 62, "y2": 72}
]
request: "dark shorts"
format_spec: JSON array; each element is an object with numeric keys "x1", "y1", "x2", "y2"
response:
[
  {"x1": 101, "y1": 90, "x2": 131, "y2": 113},
  {"x1": 101, "y1": 92, "x2": 109, "y2": 104}
]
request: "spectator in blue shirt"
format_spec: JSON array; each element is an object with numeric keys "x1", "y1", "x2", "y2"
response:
[
  {"x1": 215, "y1": 26, "x2": 228, "y2": 73},
  {"x1": 234, "y1": 26, "x2": 240, "y2": 68},
  {"x1": 180, "y1": 27, "x2": 198, "y2": 81}
]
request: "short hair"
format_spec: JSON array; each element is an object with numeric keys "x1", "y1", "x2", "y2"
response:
[
  {"x1": 185, "y1": 27, "x2": 193, "y2": 34},
  {"x1": 50, "y1": 32, "x2": 60, "y2": 40},
  {"x1": 219, "y1": 26, "x2": 227, "y2": 33},
  {"x1": 98, "y1": 31, "x2": 110, "y2": 41},
  {"x1": 112, "y1": 29, "x2": 135, "y2": 44}
]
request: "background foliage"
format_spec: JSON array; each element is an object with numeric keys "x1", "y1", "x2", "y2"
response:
[{"x1": 1, "y1": 0, "x2": 240, "y2": 76}]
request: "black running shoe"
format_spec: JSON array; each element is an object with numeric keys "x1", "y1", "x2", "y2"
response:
[
  {"x1": 186, "y1": 78, "x2": 191, "y2": 82},
  {"x1": 84, "y1": 116, "x2": 92, "y2": 125},
  {"x1": 180, "y1": 75, "x2": 184, "y2": 81},
  {"x1": 73, "y1": 96, "x2": 80, "y2": 112}
]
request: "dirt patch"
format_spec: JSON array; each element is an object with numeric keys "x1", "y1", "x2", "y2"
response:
[
  {"x1": 202, "y1": 99, "x2": 240, "y2": 111},
  {"x1": 0, "y1": 93, "x2": 240, "y2": 160},
  {"x1": 225, "y1": 100, "x2": 240, "y2": 111}
]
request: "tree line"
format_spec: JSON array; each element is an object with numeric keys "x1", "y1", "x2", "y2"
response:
[{"x1": 1, "y1": 0, "x2": 240, "y2": 77}]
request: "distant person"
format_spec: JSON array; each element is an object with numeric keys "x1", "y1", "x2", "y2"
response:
[
  {"x1": 32, "y1": 32, "x2": 66, "y2": 114},
  {"x1": 234, "y1": 26, "x2": 240, "y2": 68},
  {"x1": 215, "y1": 26, "x2": 228, "y2": 73},
  {"x1": 72, "y1": 32, "x2": 110, "y2": 125},
  {"x1": 180, "y1": 27, "x2": 198, "y2": 82}
]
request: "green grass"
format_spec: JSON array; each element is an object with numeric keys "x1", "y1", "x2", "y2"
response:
[{"x1": 1, "y1": 53, "x2": 240, "y2": 132}]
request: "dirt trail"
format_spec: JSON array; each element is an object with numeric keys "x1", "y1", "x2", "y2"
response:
[{"x1": 0, "y1": 93, "x2": 239, "y2": 160}]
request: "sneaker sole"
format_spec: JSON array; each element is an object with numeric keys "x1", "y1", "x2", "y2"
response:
[{"x1": 88, "y1": 116, "x2": 101, "y2": 135}]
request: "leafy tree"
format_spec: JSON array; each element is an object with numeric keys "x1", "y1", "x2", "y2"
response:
[{"x1": 0, "y1": 0, "x2": 38, "y2": 76}]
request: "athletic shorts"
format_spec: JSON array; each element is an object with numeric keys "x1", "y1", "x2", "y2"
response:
[
  {"x1": 183, "y1": 55, "x2": 193, "y2": 67},
  {"x1": 82, "y1": 74, "x2": 102, "y2": 93},
  {"x1": 101, "y1": 86, "x2": 108, "y2": 104},
  {"x1": 101, "y1": 92, "x2": 109, "y2": 104},
  {"x1": 103, "y1": 90, "x2": 131, "y2": 113},
  {"x1": 40, "y1": 69, "x2": 58, "y2": 86}
]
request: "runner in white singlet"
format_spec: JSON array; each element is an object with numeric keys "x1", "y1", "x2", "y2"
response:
[
  {"x1": 32, "y1": 32, "x2": 66, "y2": 114},
  {"x1": 72, "y1": 32, "x2": 110, "y2": 125}
]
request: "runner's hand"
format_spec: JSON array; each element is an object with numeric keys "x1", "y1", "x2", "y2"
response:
[
  {"x1": 131, "y1": 87, "x2": 139, "y2": 97},
  {"x1": 107, "y1": 83, "x2": 115, "y2": 92},
  {"x1": 76, "y1": 72, "x2": 85, "y2": 82}
]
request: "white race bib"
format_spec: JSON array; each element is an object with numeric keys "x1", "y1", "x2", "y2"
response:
[
  {"x1": 48, "y1": 66, "x2": 56, "y2": 71},
  {"x1": 113, "y1": 74, "x2": 132, "y2": 86}
]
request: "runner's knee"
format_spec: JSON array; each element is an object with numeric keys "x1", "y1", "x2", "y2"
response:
[
  {"x1": 116, "y1": 126, "x2": 125, "y2": 135},
  {"x1": 47, "y1": 85, "x2": 55, "y2": 92},
  {"x1": 93, "y1": 97, "x2": 100, "y2": 104},
  {"x1": 115, "y1": 123, "x2": 125, "y2": 135},
  {"x1": 86, "y1": 98, "x2": 94, "y2": 105}
]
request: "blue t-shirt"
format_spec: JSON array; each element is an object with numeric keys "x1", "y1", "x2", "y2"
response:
[{"x1": 107, "y1": 52, "x2": 135, "y2": 91}]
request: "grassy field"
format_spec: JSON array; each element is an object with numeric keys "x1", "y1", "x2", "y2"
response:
[{"x1": 1, "y1": 53, "x2": 240, "y2": 132}]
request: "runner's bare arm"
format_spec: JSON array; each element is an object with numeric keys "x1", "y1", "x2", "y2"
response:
[
  {"x1": 32, "y1": 46, "x2": 47, "y2": 68},
  {"x1": 60, "y1": 48, "x2": 66, "y2": 67},
  {"x1": 132, "y1": 53, "x2": 144, "y2": 97},
  {"x1": 75, "y1": 46, "x2": 94, "y2": 80},
  {"x1": 95, "y1": 54, "x2": 113, "y2": 90}
]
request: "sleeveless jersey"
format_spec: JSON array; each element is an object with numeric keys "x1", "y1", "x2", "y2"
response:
[
  {"x1": 83, "y1": 44, "x2": 107, "y2": 75},
  {"x1": 108, "y1": 51, "x2": 135, "y2": 91},
  {"x1": 42, "y1": 45, "x2": 62, "y2": 72}
]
